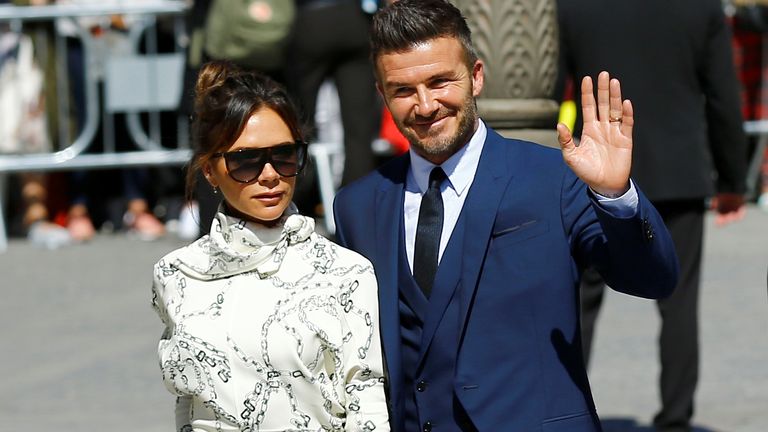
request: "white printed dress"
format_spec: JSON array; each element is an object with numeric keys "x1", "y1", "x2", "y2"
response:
[{"x1": 151, "y1": 205, "x2": 389, "y2": 432}]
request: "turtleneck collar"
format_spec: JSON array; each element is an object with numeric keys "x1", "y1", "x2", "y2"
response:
[{"x1": 173, "y1": 202, "x2": 315, "y2": 280}]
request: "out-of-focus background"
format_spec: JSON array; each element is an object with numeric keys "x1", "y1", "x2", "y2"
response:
[
  {"x1": 0, "y1": 1, "x2": 766, "y2": 431},
  {"x1": 0, "y1": 209, "x2": 765, "y2": 431}
]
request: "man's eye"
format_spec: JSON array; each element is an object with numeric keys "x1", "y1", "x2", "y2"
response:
[{"x1": 431, "y1": 79, "x2": 450, "y2": 88}]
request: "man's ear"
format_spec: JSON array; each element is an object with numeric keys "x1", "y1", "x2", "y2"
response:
[
  {"x1": 375, "y1": 80, "x2": 386, "y2": 102},
  {"x1": 471, "y1": 59, "x2": 485, "y2": 97},
  {"x1": 375, "y1": 80, "x2": 394, "y2": 113}
]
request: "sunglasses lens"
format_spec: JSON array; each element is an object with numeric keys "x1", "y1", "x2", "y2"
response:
[
  {"x1": 228, "y1": 161, "x2": 264, "y2": 183},
  {"x1": 224, "y1": 150, "x2": 266, "y2": 183},
  {"x1": 222, "y1": 143, "x2": 306, "y2": 182},
  {"x1": 270, "y1": 145, "x2": 300, "y2": 176}
]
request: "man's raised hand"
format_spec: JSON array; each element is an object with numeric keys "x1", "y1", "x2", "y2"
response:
[{"x1": 557, "y1": 71, "x2": 633, "y2": 197}]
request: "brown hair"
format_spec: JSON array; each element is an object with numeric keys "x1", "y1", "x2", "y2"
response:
[
  {"x1": 185, "y1": 60, "x2": 304, "y2": 200},
  {"x1": 370, "y1": 0, "x2": 478, "y2": 72}
]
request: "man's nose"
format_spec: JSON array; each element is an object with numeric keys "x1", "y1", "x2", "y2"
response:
[{"x1": 414, "y1": 86, "x2": 438, "y2": 117}]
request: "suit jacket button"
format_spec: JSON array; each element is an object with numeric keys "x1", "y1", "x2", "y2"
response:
[
  {"x1": 423, "y1": 421, "x2": 433, "y2": 432},
  {"x1": 416, "y1": 380, "x2": 427, "y2": 392}
]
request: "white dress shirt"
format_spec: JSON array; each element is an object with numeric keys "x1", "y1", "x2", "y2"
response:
[{"x1": 403, "y1": 119, "x2": 639, "y2": 272}]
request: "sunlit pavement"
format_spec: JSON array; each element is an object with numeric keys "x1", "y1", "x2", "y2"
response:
[{"x1": 0, "y1": 207, "x2": 765, "y2": 431}]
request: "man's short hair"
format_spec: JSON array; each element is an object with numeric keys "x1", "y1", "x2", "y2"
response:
[{"x1": 370, "y1": 0, "x2": 479, "y2": 69}]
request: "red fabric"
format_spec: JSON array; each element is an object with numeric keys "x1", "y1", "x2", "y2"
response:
[
  {"x1": 731, "y1": 16, "x2": 768, "y2": 120},
  {"x1": 731, "y1": 17, "x2": 768, "y2": 186},
  {"x1": 48, "y1": 173, "x2": 71, "y2": 227},
  {"x1": 380, "y1": 106, "x2": 409, "y2": 155},
  {"x1": 562, "y1": 76, "x2": 575, "y2": 102}
]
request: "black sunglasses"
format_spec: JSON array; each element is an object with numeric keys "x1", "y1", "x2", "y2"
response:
[{"x1": 212, "y1": 141, "x2": 308, "y2": 183}]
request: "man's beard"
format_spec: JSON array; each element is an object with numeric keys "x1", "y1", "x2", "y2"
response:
[{"x1": 399, "y1": 93, "x2": 478, "y2": 162}]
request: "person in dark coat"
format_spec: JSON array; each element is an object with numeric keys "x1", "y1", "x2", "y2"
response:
[{"x1": 557, "y1": 1, "x2": 749, "y2": 430}]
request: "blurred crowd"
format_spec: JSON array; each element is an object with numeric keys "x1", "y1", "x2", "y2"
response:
[
  {"x1": 0, "y1": 0, "x2": 402, "y2": 248},
  {"x1": 0, "y1": 0, "x2": 765, "y2": 251},
  {"x1": 0, "y1": 2, "x2": 763, "y2": 431},
  {"x1": 728, "y1": 0, "x2": 768, "y2": 209}
]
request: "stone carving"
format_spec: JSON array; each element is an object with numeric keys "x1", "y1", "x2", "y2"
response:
[{"x1": 452, "y1": 0, "x2": 560, "y2": 143}]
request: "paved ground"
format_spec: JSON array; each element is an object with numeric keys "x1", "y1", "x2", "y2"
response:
[
  {"x1": 0, "y1": 207, "x2": 765, "y2": 431},
  {"x1": 589, "y1": 206, "x2": 768, "y2": 432}
]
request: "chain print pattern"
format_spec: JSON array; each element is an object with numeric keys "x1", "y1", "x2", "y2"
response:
[{"x1": 152, "y1": 211, "x2": 388, "y2": 431}]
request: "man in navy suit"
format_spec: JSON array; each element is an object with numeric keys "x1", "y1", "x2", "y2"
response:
[{"x1": 333, "y1": 1, "x2": 679, "y2": 430}]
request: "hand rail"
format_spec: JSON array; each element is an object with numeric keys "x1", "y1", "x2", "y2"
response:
[
  {"x1": 0, "y1": 1, "x2": 188, "y2": 21},
  {"x1": 0, "y1": 1, "x2": 191, "y2": 250},
  {"x1": 744, "y1": 120, "x2": 768, "y2": 199},
  {"x1": 0, "y1": 0, "x2": 190, "y2": 171}
]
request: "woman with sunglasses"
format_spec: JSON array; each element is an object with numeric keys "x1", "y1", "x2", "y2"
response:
[{"x1": 151, "y1": 61, "x2": 389, "y2": 432}]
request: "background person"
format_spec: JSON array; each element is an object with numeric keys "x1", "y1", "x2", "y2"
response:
[
  {"x1": 0, "y1": 20, "x2": 70, "y2": 247},
  {"x1": 557, "y1": 1, "x2": 749, "y2": 431},
  {"x1": 729, "y1": 0, "x2": 768, "y2": 210},
  {"x1": 286, "y1": 0, "x2": 383, "y2": 218}
]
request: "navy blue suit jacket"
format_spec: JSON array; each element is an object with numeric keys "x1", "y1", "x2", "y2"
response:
[{"x1": 333, "y1": 128, "x2": 678, "y2": 430}]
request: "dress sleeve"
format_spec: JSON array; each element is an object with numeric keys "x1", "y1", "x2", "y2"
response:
[
  {"x1": 152, "y1": 258, "x2": 196, "y2": 398},
  {"x1": 152, "y1": 259, "x2": 179, "y2": 386},
  {"x1": 153, "y1": 259, "x2": 193, "y2": 428},
  {"x1": 151, "y1": 260, "x2": 172, "y2": 330},
  {"x1": 338, "y1": 261, "x2": 390, "y2": 432}
]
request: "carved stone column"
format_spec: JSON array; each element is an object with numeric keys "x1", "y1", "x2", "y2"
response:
[{"x1": 452, "y1": 0, "x2": 560, "y2": 147}]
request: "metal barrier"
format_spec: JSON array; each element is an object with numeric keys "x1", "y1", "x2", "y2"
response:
[
  {"x1": 743, "y1": 120, "x2": 768, "y2": 199},
  {"x1": 727, "y1": 3, "x2": 768, "y2": 200},
  {"x1": 0, "y1": 1, "x2": 190, "y2": 251}
]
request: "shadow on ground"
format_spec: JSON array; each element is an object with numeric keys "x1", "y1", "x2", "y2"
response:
[{"x1": 601, "y1": 417, "x2": 719, "y2": 432}]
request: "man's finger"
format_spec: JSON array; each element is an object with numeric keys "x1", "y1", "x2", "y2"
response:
[
  {"x1": 557, "y1": 122, "x2": 576, "y2": 152},
  {"x1": 609, "y1": 78, "x2": 623, "y2": 123},
  {"x1": 597, "y1": 71, "x2": 610, "y2": 122},
  {"x1": 620, "y1": 99, "x2": 634, "y2": 137},
  {"x1": 581, "y1": 76, "x2": 596, "y2": 123}
]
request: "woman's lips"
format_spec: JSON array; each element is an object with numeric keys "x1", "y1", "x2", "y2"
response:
[{"x1": 253, "y1": 192, "x2": 284, "y2": 204}]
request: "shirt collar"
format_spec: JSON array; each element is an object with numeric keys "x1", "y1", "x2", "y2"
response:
[{"x1": 408, "y1": 119, "x2": 487, "y2": 196}]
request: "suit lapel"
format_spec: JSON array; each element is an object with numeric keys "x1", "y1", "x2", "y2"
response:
[
  {"x1": 376, "y1": 132, "x2": 516, "y2": 404},
  {"x1": 416, "y1": 129, "x2": 515, "y2": 367},
  {"x1": 458, "y1": 130, "x2": 515, "y2": 328}
]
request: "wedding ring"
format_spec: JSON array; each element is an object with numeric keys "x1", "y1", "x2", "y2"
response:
[{"x1": 609, "y1": 115, "x2": 622, "y2": 123}]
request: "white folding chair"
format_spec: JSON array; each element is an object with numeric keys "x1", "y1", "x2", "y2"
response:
[{"x1": 308, "y1": 141, "x2": 343, "y2": 235}]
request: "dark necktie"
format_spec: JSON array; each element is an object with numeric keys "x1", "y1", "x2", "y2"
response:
[{"x1": 413, "y1": 167, "x2": 446, "y2": 298}]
